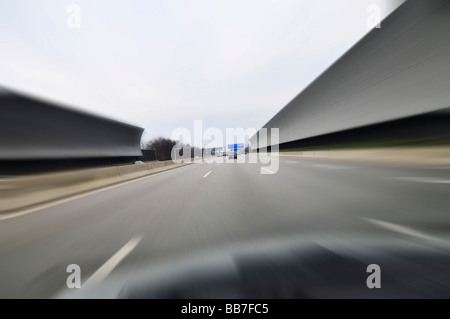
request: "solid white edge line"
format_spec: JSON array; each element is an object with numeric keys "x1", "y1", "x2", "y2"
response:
[
  {"x1": 0, "y1": 164, "x2": 195, "y2": 222},
  {"x1": 362, "y1": 218, "x2": 437, "y2": 241},
  {"x1": 82, "y1": 235, "x2": 143, "y2": 289},
  {"x1": 203, "y1": 170, "x2": 212, "y2": 178}
]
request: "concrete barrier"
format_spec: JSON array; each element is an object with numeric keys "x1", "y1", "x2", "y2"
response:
[
  {"x1": 117, "y1": 164, "x2": 151, "y2": 180},
  {"x1": 0, "y1": 160, "x2": 193, "y2": 214},
  {"x1": 278, "y1": 147, "x2": 450, "y2": 167},
  {"x1": 148, "y1": 161, "x2": 166, "y2": 169}
]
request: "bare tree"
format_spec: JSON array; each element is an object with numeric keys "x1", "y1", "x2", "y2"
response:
[
  {"x1": 143, "y1": 137, "x2": 178, "y2": 161},
  {"x1": 143, "y1": 136, "x2": 205, "y2": 161}
]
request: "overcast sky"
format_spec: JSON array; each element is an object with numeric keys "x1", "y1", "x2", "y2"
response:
[{"x1": 0, "y1": 0, "x2": 404, "y2": 144}]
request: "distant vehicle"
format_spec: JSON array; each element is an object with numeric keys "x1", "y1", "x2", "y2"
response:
[
  {"x1": 134, "y1": 161, "x2": 144, "y2": 165},
  {"x1": 228, "y1": 150, "x2": 237, "y2": 159},
  {"x1": 214, "y1": 149, "x2": 226, "y2": 157}
]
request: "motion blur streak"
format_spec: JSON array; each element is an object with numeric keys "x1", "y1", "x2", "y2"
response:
[
  {"x1": 0, "y1": 89, "x2": 143, "y2": 160},
  {"x1": 251, "y1": 0, "x2": 450, "y2": 148},
  {"x1": 1, "y1": 0, "x2": 450, "y2": 299},
  {"x1": 0, "y1": 155, "x2": 449, "y2": 298}
]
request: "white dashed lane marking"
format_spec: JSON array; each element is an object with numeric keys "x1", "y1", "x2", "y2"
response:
[
  {"x1": 390, "y1": 177, "x2": 450, "y2": 184},
  {"x1": 83, "y1": 235, "x2": 143, "y2": 288},
  {"x1": 203, "y1": 170, "x2": 212, "y2": 178},
  {"x1": 362, "y1": 218, "x2": 439, "y2": 242}
]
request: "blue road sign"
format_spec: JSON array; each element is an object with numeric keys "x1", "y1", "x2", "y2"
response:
[{"x1": 228, "y1": 143, "x2": 245, "y2": 149}]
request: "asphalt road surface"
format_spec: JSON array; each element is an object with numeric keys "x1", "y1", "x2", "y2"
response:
[{"x1": 0, "y1": 154, "x2": 449, "y2": 298}]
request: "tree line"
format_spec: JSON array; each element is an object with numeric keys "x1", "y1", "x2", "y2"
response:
[{"x1": 142, "y1": 137, "x2": 202, "y2": 161}]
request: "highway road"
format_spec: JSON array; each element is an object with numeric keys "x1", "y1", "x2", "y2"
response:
[{"x1": 0, "y1": 154, "x2": 449, "y2": 298}]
